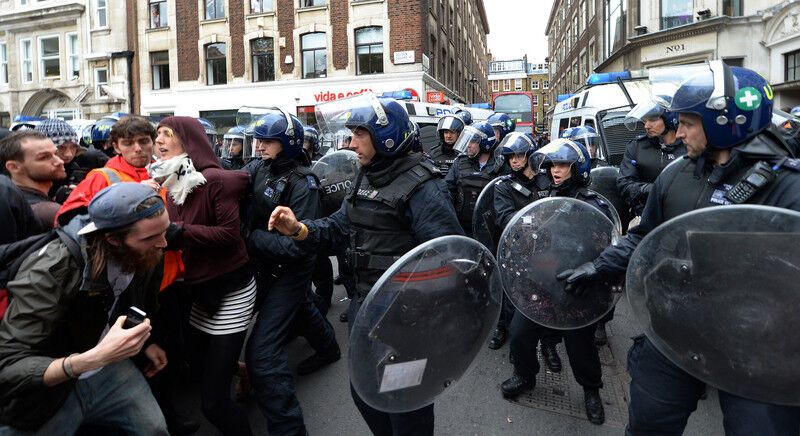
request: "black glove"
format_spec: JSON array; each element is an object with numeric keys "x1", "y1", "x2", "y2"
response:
[
  {"x1": 637, "y1": 183, "x2": 653, "y2": 202},
  {"x1": 556, "y1": 262, "x2": 599, "y2": 297},
  {"x1": 165, "y1": 223, "x2": 184, "y2": 250}
]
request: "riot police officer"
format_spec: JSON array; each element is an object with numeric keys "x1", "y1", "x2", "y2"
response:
[
  {"x1": 558, "y1": 61, "x2": 800, "y2": 435},
  {"x1": 487, "y1": 112, "x2": 516, "y2": 143},
  {"x1": 445, "y1": 121, "x2": 509, "y2": 236},
  {"x1": 453, "y1": 107, "x2": 473, "y2": 126},
  {"x1": 427, "y1": 114, "x2": 464, "y2": 174},
  {"x1": 501, "y1": 138, "x2": 607, "y2": 425},
  {"x1": 561, "y1": 126, "x2": 606, "y2": 168},
  {"x1": 617, "y1": 100, "x2": 687, "y2": 216},
  {"x1": 268, "y1": 95, "x2": 463, "y2": 436},
  {"x1": 303, "y1": 125, "x2": 323, "y2": 163},
  {"x1": 221, "y1": 125, "x2": 246, "y2": 170},
  {"x1": 242, "y1": 110, "x2": 340, "y2": 435}
]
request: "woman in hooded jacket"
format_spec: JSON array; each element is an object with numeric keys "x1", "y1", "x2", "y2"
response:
[{"x1": 148, "y1": 116, "x2": 254, "y2": 436}]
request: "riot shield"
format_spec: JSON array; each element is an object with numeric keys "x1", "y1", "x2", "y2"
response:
[
  {"x1": 472, "y1": 177, "x2": 504, "y2": 252},
  {"x1": 589, "y1": 190, "x2": 623, "y2": 235},
  {"x1": 349, "y1": 235, "x2": 502, "y2": 413},
  {"x1": 497, "y1": 197, "x2": 621, "y2": 329},
  {"x1": 627, "y1": 205, "x2": 800, "y2": 406},
  {"x1": 311, "y1": 150, "x2": 360, "y2": 216},
  {"x1": 589, "y1": 166, "x2": 632, "y2": 232}
]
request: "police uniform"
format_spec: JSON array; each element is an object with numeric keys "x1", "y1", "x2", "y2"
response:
[
  {"x1": 445, "y1": 154, "x2": 508, "y2": 236},
  {"x1": 617, "y1": 134, "x2": 687, "y2": 215}
]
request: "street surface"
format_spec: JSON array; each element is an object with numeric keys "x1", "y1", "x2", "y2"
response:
[{"x1": 184, "y1": 259, "x2": 725, "y2": 436}]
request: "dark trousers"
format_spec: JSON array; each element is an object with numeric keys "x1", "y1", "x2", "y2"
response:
[
  {"x1": 626, "y1": 335, "x2": 800, "y2": 436},
  {"x1": 246, "y1": 273, "x2": 337, "y2": 436},
  {"x1": 509, "y1": 313, "x2": 602, "y2": 389},
  {"x1": 311, "y1": 256, "x2": 334, "y2": 315},
  {"x1": 336, "y1": 254, "x2": 356, "y2": 300},
  {"x1": 347, "y1": 299, "x2": 435, "y2": 436},
  {"x1": 498, "y1": 306, "x2": 562, "y2": 346}
]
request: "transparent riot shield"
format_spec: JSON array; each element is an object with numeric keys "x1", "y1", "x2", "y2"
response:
[
  {"x1": 589, "y1": 166, "x2": 632, "y2": 231},
  {"x1": 589, "y1": 190, "x2": 623, "y2": 235},
  {"x1": 311, "y1": 150, "x2": 360, "y2": 216},
  {"x1": 627, "y1": 205, "x2": 800, "y2": 406},
  {"x1": 497, "y1": 197, "x2": 622, "y2": 329},
  {"x1": 472, "y1": 177, "x2": 504, "y2": 252},
  {"x1": 349, "y1": 235, "x2": 503, "y2": 413}
]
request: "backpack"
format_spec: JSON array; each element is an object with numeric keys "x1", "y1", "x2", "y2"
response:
[{"x1": 0, "y1": 228, "x2": 83, "y2": 320}]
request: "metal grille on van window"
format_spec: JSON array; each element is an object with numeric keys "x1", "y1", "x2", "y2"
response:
[{"x1": 601, "y1": 116, "x2": 646, "y2": 166}]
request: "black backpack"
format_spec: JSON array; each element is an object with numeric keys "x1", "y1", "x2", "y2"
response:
[{"x1": 0, "y1": 229, "x2": 83, "y2": 320}]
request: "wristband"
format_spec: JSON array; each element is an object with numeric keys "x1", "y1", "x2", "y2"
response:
[
  {"x1": 290, "y1": 223, "x2": 308, "y2": 241},
  {"x1": 62, "y1": 353, "x2": 79, "y2": 379}
]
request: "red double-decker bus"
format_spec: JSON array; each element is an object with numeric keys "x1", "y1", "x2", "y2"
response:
[{"x1": 491, "y1": 91, "x2": 535, "y2": 134}]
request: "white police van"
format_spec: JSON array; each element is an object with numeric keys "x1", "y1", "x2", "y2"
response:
[{"x1": 549, "y1": 71, "x2": 652, "y2": 165}]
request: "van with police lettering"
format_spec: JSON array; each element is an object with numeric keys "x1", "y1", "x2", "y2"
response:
[{"x1": 550, "y1": 71, "x2": 651, "y2": 165}]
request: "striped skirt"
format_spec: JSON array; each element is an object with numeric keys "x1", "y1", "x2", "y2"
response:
[{"x1": 189, "y1": 276, "x2": 257, "y2": 335}]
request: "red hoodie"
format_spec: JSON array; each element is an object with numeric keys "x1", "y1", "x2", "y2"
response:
[
  {"x1": 55, "y1": 155, "x2": 150, "y2": 227},
  {"x1": 158, "y1": 116, "x2": 250, "y2": 285}
]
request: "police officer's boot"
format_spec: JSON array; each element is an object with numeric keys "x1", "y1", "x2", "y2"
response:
[
  {"x1": 584, "y1": 388, "x2": 605, "y2": 425},
  {"x1": 594, "y1": 322, "x2": 608, "y2": 346},
  {"x1": 488, "y1": 326, "x2": 507, "y2": 350},
  {"x1": 501, "y1": 374, "x2": 534, "y2": 398},
  {"x1": 541, "y1": 343, "x2": 562, "y2": 373}
]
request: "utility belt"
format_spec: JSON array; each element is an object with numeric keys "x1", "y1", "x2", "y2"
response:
[{"x1": 347, "y1": 250, "x2": 402, "y2": 301}]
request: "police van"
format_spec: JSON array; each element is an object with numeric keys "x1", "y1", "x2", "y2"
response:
[{"x1": 549, "y1": 71, "x2": 652, "y2": 165}]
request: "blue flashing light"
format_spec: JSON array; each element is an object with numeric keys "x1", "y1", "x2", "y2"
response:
[
  {"x1": 586, "y1": 71, "x2": 632, "y2": 86},
  {"x1": 379, "y1": 90, "x2": 413, "y2": 100},
  {"x1": 13, "y1": 115, "x2": 45, "y2": 122},
  {"x1": 468, "y1": 103, "x2": 491, "y2": 109},
  {"x1": 556, "y1": 94, "x2": 575, "y2": 103}
]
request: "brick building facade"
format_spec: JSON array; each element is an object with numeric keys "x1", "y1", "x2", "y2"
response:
[{"x1": 138, "y1": 0, "x2": 490, "y2": 132}]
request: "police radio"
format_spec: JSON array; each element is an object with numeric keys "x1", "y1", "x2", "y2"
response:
[{"x1": 724, "y1": 161, "x2": 777, "y2": 204}]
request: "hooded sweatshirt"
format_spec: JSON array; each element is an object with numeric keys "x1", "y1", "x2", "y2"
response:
[{"x1": 157, "y1": 116, "x2": 249, "y2": 284}]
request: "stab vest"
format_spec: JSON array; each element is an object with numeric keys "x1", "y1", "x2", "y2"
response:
[
  {"x1": 455, "y1": 156, "x2": 501, "y2": 225},
  {"x1": 428, "y1": 142, "x2": 458, "y2": 175},
  {"x1": 250, "y1": 163, "x2": 317, "y2": 229},
  {"x1": 632, "y1": 136, "x2": 685, "y2": 184}
]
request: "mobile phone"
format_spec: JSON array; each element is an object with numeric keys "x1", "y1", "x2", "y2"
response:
[{"x1": 122, "y1": 306, "x2": 147, "y2": 329}]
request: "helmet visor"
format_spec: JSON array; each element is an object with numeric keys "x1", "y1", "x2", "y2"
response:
[
  {"x1": 648, "y1": 64, "x2": 715, "y2": 112},
  {"x1": 624, "y1": 100, "x2": 666, "y2": 131},
  {"x1": 499, "y1": 132, "x2": 534, "y2": 155},
  {"x1": 315, "y1": 93, "x2": 388, "y2": 141},
  {"x1": 453, "y1": 125, "x2": 490, "y2": 155}
]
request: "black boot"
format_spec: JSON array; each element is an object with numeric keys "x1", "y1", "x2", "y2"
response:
[
  {"x1": 297, "y1": 346, "x2": 341, "y2": 375},
  {"x1": 584, "y1": 389, "x2": 605, "y2": 425},
  {"x1": 594, "y1": 322, "x2": 608, "y2": 346},
  {"x1": 541, "y1": 343, "x2": 562, "y2": 373},
  {"x1": 488, "y1": 326, "x2": 507, "y2": 350},
  {"x1": 501, "y1": 374, "x2": 534, "y2": 398}
]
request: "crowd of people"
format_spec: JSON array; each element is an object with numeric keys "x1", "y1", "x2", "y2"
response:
[{"x1": 1, "y1": 60, "x2": 799, "y2": 436}]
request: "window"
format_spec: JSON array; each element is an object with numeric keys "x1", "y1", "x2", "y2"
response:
[
  {"x1": 150, "y1": 0, "x2": 168, "y2": 28},
  {"x1": 20, "y1": 39, "x2": 32, "y2": 83},
  {"x1": 491, "y1": 80, "x2": 499, "y2": 92},
  {"x1": 723, "y1": 57, "x2": 744, "y2": 67},
  {"x1": 205, "y1": 43, "x2": 227, "y2": 85},
  {"x1": 355, "y1": 27, "x2": 383, "y2": 75},
  {"x1": 251, "y1": 38, "x2": 275, "y2": 82},
  {"x1": 786, "y1": 49, "x2": 800, "y2": 82},
  {"x1": 533, "y1": 95, "x2": 539, "y2": 106},
  {"x1": 588, "y1": 41, "x2": 596, "y2": 68},
  {"x1": 95, "y1": 0, "x2": 108, "y2": 28},
  {"x1": 300, "y1": 0, "x2": 325, "y2": 7},
  {"x1": 514, "y1": 78, "x2": 522, "y2": 90},
  {"x1": 0, "y1": 43, "x2": 7, "y2": 85},
  {"x1": 503, "y1": 79, "x2": 511, "y2": 91},
  {"x1": 95, "y1": 68, "x2": 108, "y2": 98},
  {"x1": 605, "y1": 0, "x2": 626, "y2": 57},
  {"x1": 205, "y1": 0, "x2": 224, "y2": 19},
  {"x1": 39, "y1": 36, "x2": 60, "y2": 79},
  {"x1": 580, "y1": 0, "x2": 587, "y2": 32},
  {"x1": 301, "y1": 33, "x2": 327, "y2": 79},
  {"x1": 250, "y1": 0, "x2": 273, "y2": 13},
  {"x1": 722, "y1": 0, "x2": 743, "y2": 17},
  {"x1": 151, "y1": 51, "x2": 170, "y2": 90},
  {"x1": 661, "y1": 0, "x2": 692, "y2": 29},
  {"x1": 531, "y1": 79, "x2": 539, "y2": 89},
  {"x1": 543, "y1": 80, "x2": 549, "y2": 89},
  {"x1": 67, "y1": 33, "x2": 79, "y2": 79}
]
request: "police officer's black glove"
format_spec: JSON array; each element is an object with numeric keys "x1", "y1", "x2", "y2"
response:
[{"x1": 556, "y1": 262, "x2": 599, "y2": 297}]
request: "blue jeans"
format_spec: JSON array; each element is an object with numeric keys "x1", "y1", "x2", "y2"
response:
[
  {"x1": 626, "y1": 335, "x2": 800, "y2": 436},
  {"x1": 0, "y1": 359, "x2": 167, "y2": 436}
]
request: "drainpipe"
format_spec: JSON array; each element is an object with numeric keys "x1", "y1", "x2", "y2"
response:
[{"x1": 111, "y1": 50, "x2": 135, "y2": 114}]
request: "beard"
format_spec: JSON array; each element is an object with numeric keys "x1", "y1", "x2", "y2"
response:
[{"x1": 107, "y1": 243, "x2": 164, "y2": 274}]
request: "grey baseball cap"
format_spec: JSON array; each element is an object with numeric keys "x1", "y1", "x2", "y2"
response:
[{"x1": 78, "y1": 182, "x2": 165, "y2": 235}]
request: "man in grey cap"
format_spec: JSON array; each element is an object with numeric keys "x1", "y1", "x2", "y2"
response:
[{"x1": 0, "y1": 182, "x2": 170, "y2": 435}]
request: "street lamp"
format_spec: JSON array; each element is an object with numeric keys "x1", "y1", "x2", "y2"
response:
[{"x1": 468, "y1": 76, "x2": 478, "y2": 104}]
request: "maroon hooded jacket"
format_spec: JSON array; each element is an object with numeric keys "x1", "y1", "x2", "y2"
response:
[{"x1": 158, "y1": 116, "x2": 249, "y2": 285}]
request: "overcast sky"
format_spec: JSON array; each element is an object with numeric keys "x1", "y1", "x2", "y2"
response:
[{"x1": 483, "y1": 0, "x2": 554, "y2": 62}]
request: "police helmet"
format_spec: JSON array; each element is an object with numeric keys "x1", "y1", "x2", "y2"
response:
[
  {"x1": 343, "y1": 97, "x2": 416, "y2": 157},
  {"x1": 534, "y1": 138, "x2": 592, "y2": 186},
  {"x1": 668, "y1": 61, "x2": 773, "y2": 149},
  {"x1": 223, "y1": 125, "x2": 246, "y2": 157},
  {"x1": 453, "y1": 121, "x2": 497, "y2": 157},
  {"x1": 499, "y1": 132, "x2": 536, "y2": 157},
  {"x1": 624, "y1": 99, "x2": 678, "y2": 132},
  {"x1": 559, "y1": 126, "x2": 600, "y2": 151},
  {"x1": 303, "y1": 125, "x2": 320, "y2": 154},
  {"x1": 251, "y1": 109, "x2": 305, "y2": 160},
  {"x1": 453, "y1": 108, "x2": 473, "y2": 125},
  {"x1": 487, "y1": 112, "x2": 516, "y2": 142},
  {"x1": 791, "y1": 106, "x2": 800, "y2": 119},
  {"x1": 91, "y1": 117, "x2": 120, "y2": 147},
  {"x1": 436, "y1": 114, "x2": 465, "y2": 144}
]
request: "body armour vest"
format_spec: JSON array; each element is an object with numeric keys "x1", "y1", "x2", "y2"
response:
[
  {"x1": 503, "y1": 173, "x2": 550, "y2": 211},
  {"x1": 428, "y1": 142, "x2": 458, "y2": 174},
  {"x1": 250, "y1": 162, "x2": 317, "y2": 229},
  {"x1": 455, "y1": 156, "x2": 501, "y2": 225},
  {"x1": 633, "y1": 136, "x2": 686, "y2": 183},
  {"x1": 345, "y1": 159, "x2": 438, "y2": 299}
]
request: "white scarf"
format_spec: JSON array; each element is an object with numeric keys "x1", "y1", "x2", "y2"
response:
[{"x1": 147, "y1": 153, "x2": 206, "y2": 205}]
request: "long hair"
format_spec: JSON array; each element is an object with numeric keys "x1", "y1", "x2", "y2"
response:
[{"x1": 86, "y1": 196, "x2": 165, "y2": 280}]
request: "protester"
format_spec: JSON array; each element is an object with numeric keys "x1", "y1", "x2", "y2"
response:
[{"x1": 0, "y1": 182, "x2": 170, "y2": 435}]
